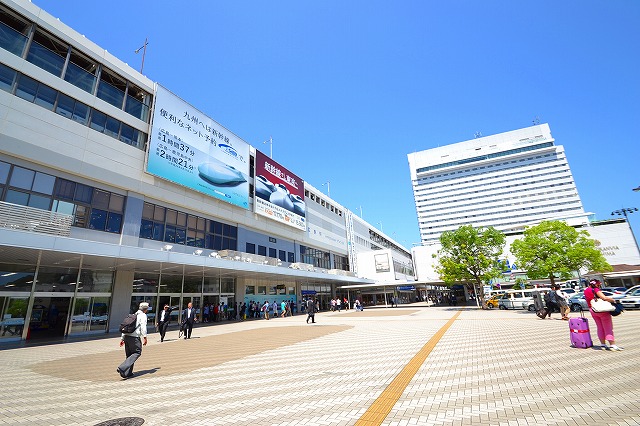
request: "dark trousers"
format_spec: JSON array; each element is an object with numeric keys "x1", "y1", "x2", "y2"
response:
[
  {"x1": 306, "y1": 313, "x2": 315, "y2": 323},
  {"x1": 546, "y1": 302, "x2": 558, "y2": 317},
  {"x1": 158, "y1": 321, "x2": 169, "y2": 341},
  {"x1": 118, "y1": 335, "x2": 142, "y2": 377},
  {"x1": 183, "y1": 321, "x2": 193, "y2": 338}
]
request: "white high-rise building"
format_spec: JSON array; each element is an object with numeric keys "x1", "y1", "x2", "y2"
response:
[{"x1": 407, "y1": 124, "x2": 588, "y2": 243}]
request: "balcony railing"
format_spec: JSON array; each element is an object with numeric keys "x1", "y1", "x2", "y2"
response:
[
  {"x1": 0, "y1": 201, "x2": 73, "y2": 236},
  {"x1": 217, "y1": 250, "x2": 284, "y2": 267}
]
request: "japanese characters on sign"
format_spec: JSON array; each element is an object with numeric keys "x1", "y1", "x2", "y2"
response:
[
  {"x1": 146, "y1": 85, "x2": 250, "y2": 209},
  {"x1": 254, "y1": 150, "x2": 306, "y2": 231}
]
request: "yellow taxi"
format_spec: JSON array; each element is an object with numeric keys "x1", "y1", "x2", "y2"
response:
[{"x1": 485, "y1": 295, "x2": 501, "y2": 309}]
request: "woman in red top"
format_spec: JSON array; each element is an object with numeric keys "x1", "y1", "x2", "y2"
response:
[{"x1": 585, "y1": 279, "x2": 623, "y2": 351}]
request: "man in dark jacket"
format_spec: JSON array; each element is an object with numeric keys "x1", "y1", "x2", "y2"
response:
[
  {"x1": 306, "y1": 298, "x2": 317, "y2": 324},
  {"x1": 544, "y1": 286, "x2": 558, "y2": 319},
  {"x1": 155, "y1": 304, "x2": 175, "y2": 342},
  {"x1": 182, "y1": 302, "x2": 196, "y2": 339}
]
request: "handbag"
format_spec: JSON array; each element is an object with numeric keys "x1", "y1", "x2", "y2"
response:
[{"x1": 590, "y1": 289, "x2": 616, "y2": 313}]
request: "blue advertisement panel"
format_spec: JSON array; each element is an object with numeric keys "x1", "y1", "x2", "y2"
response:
[{"x1": 146, "y1": 85, "x2": 250, "y2": 209}]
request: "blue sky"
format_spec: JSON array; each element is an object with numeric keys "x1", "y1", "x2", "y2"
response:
[{"x1": 33, "y1": 0, "x2": 640, "y2": 249}]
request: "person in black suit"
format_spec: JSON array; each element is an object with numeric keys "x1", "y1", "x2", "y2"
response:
[
  {"x1": 155, "y1": 304, "x2": 175, "y2": 342},
  {"x1": 182, "y1": 302, "x2": 196, "y2": 339}
]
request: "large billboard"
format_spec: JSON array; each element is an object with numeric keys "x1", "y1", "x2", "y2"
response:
[
  {"x1": 254, "y1": 150, "x2": 306, "y2": 230},
  {"x1": 146, "y1": 85, "x2": 250, "y2": 209}
]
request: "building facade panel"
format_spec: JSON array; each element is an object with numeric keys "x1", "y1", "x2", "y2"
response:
[{"x1": 0, "y1": 0, "x2": 406, "y2": 343}]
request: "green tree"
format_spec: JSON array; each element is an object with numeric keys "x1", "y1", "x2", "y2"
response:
[
  {"x1": 510, "y1": 220, "x2": 612, "y2": 286},
  {"x1": 514, "y1": 277, "x2": 529, "y2": 290},
  {"x1": 434, "y1": 225, "x2": 506, "y2": 307}
]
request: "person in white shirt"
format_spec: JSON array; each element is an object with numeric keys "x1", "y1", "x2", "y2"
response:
[
  {"x1": 117, "y1": 302, "x2": 148, "y2": 379},
  {"x1": 555, "y1": 286, "x2": 570, "y2": 320}
]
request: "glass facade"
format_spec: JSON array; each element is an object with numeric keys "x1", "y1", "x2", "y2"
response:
[
  {"x1": 140, "y1": 202, "x2": 238, "y2": 251},
  {"x1": 0, "y1": 63, "x2": 147, "y2": 149}
]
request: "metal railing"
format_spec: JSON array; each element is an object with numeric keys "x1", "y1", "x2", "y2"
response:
[
  {"x1": 216, "y1": 250, "x2": 283, "y2": 267},
  {"x1": 0, "y1": 201, "x2": 73, "y2": 236}
]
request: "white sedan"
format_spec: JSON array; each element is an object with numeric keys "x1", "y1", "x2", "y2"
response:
[{"x1": 619, "y1": 288, "x2": 640, "y2": 309}]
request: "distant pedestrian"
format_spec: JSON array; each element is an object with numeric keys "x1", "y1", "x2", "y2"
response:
[
  {"x1": 555, "y1": 286, "x2": 570, "y2": 320},
  {"x1": 117, "y1": 302, "x2": 148, "y2": 379},
  {"x1": 306, "y1": 298, "x2": 317, "y2": 324},
  {"x1": 544, "y1": 288, "x2": 558, "y2": 319},
  {"x1": 155, "y1": 304, "x2": 175, "y2": 342},
  {"x1": 262, "y1": 301, "x2": 270, "y2": 320},
  {"x1": 182, "y1": 302, "x2": 196, "y2": 339}
]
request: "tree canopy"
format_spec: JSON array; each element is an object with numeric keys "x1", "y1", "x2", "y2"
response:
[
  {"x1": 435, "y1": 225, "x2": 506, "y2": 299},
  {"x1": 510, "y1": 220, "x2": 612, "y2": 285}
]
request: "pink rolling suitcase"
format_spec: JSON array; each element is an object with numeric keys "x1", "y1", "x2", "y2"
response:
[{"x1": 569, "y1": 315, "x2": 592, "y2": 348}]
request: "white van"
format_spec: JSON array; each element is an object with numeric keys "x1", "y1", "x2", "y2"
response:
[
  {"x1": 498, "y1": 288, "x2": 546, "y2": 309},
  {"x1": 500, "y1": 288, "x2": 552, "y2": 310}
]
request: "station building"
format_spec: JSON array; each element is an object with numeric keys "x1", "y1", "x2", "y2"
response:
[{"x1": 0, "y1": 0, "x2": 413, "y2": 342}]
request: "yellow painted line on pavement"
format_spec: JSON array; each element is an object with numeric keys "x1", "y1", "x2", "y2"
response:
[{"x1": 355, "y1": 310, "x2": 462, "y2": 426}]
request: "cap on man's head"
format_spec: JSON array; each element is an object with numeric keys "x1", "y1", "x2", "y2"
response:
[{"x1": 139, "y1": 302, "x2": 150, "y2": 310}]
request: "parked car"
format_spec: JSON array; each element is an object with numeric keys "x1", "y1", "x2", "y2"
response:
[
  {"x1": 499, "y1": 289, "x2": 555, "y2": 310},
  {"x1": 619, "y1": 288, "x2": 640, "y2": 309},
  {"x1": 602, "y1": 287, "x2": 628, "y2": 295},
  {"x1": 559, "y1": 288, "x2": 578, "y2": 297},
  {"x1": 485, "y1": 295, "x2": 500, "y2": 309},
  {"x1": 568, "y1": 291, "x2": 614, "y2": 312},
  {"x1": 620, "y1": 285, "x2": 640, "y2": 296}
]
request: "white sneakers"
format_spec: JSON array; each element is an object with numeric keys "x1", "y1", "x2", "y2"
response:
[{"x1": 605, "y1": 344, "x2": 624, "y2": 351}]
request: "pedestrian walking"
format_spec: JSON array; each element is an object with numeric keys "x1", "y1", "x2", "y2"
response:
[
  {"x1": 306, "y1": 298, "x2": 317, "y2": 324},
  {"x1": 555, "y1": 286, "x2": 570, "y2": 320},
  {"x1": 117, "y1": 302, "x2": 148, "y2": 379},
  {"x1": 182, "y1": 302, "x2": 196, "y2": 339},
  {"x1": 155, "y1": 304, "x2": 175, "y2": 342}
]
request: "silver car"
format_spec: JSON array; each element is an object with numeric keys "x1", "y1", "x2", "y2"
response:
[{"x1": 619, "y1": 288, "x2": 640, "y2": 309}]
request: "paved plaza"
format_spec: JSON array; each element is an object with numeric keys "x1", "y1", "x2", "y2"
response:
[{"x1": 0, "y1": 304, "x2": 638, "y2": 426}]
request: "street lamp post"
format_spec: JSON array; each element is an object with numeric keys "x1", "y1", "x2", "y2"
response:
[
  {"x1": 611, "y1": 207, "x2": 640, "y2": 255},
  {"x1": 611, "y1": 207, "x2": 638, "y2": 219}
]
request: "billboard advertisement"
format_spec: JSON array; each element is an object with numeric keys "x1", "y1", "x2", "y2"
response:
[
  {"x1": 146, "y1": 85, "x2": 250, "y2": 209},
  {"x1": 254, "y1": 150, "x2": 306, "y2": 230}
]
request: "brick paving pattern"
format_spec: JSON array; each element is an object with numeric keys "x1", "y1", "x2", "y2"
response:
[{"x1": 0, "y1": 305, "x2": 638, "y2": 426}]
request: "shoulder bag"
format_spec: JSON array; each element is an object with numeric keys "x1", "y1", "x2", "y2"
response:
[{"x1": 590, "y1": 289, "x2": 616, "y2": 313}]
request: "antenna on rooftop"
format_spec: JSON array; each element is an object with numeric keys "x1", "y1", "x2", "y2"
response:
[
  {"x1": 532, "y1": 116, "x2": 540, "y2": 125},
  {"x1": 474, "y1": 131, "x2": 482, "y2": 139},
  {"x1": 134, "y1": 38, "x2": 148, "y2": 74}
]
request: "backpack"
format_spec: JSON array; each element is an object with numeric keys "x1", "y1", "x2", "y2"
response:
[{"x1": 119, "y1": 313, "x2": 139, "y2": 334}]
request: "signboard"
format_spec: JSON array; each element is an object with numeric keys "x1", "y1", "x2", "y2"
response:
[
  {"x1": 398, "y1": 286, "x2": 416, "y2": 291},
  {"x1": 254, "y1": 150, "x2": 306, "y2": 230},
  {"x1": 146, "y1": 85, "x2": 250, "y2": 209},
  {"x1": 374, "y1": 253, "x2": 390, "y2": 272}
]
